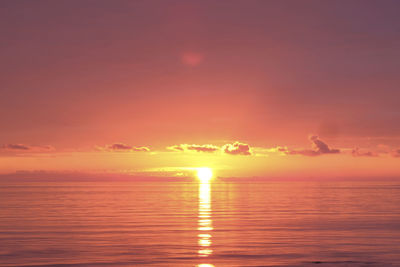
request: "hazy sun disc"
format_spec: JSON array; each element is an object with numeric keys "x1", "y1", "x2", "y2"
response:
[{"x1": 197, "y1": 168, "x2": 213, "y2": 182}]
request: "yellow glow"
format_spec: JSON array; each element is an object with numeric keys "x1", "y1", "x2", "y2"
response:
[{"x1": 197, "y1": 167, "x2": 213, "y2": 182}]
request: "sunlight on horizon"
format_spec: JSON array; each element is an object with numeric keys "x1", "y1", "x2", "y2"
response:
[
  {"x1": 197, "y1": 167, "x2": 213, "y2": 182},
  {"x1": 198, "y1": 173, "x2": 213, "y2": 264}
]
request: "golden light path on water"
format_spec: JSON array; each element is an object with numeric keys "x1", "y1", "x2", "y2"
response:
[{"x1": 197, "y1": 176, "x2": 214, "y2": 267}]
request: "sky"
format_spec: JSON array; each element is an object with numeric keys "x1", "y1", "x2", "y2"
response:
[{"x1": 1, "y1": 0, "x2": 400, "y2": 180}]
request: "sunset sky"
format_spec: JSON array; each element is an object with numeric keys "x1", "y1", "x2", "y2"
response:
[{"x1": 1, "y1": 0, "x2": 400, "y2": 179}]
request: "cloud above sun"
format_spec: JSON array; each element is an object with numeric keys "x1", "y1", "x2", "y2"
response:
[
  {"x1": 98, "y1": 143, "x2": 150, "y2": 152},
  {"x1": 167, "y1": 142, "x2": 252, "y2": 156},
  {"x1": 222, "y1": 142, "x2": 252, "y2": 156},
  {"x1": 167, "y1": 144, "x2": 219, "y2": 153}
]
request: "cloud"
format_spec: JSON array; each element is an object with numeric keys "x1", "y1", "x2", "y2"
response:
[
  {"x1": 284, "y1": 135, "x2": 340, "y2": 156},
  {"x1": 264, "y1": 146, "x2": 289, "y2": 155},
  {"x1": 1, "y1": 144, "x2": 55, "y2": 153},
  {"x1": 222, "y1": 142, "x2": 252, "y2": 156},
  {"x1": 352, "y1": 148, "x2": 378, "y2": 157},
  {"x1": 132, "y1": 147, "x2": 151, "y2": 152},
  {"x1": 285, "y1": 149, "x2": 320, "y2": 157},
  {"x1": 250, "y1": 146, "x2": 287, "y2": 157},
  {"x1": 309, "y1": 135, "x2": 340, "y2": 154},
  {"x1": 167, "y1": 142, "x2": 252, "y2": 155},
  {"x1": 186, "y1": 144, "x2": 219, "y2": 152},
  {"x1": 2, "y1": 144, "x2": 30, "y2": 150},
  {"x1": 167, "y1": 145, "x2": 185, "y2": 152},
  {"x1": 103, "y1": 143, "x2": 150, "y2": 152},
  {"x1": 167, "y1": 142, "x2": 253, "y2": 155},
  {"x1": 167, "y1": 144, "x2": 219, "y2": 153},
  {"x1": 109, "y1": 143, "x2": 132, "y2": 150},
  {"x1": 392, "y1": 149, "x2": 400, "y2": 158}
]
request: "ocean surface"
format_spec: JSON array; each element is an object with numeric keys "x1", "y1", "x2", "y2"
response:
[{"x1": 1, "y1": 181, "x2": 400, "y2": 267}]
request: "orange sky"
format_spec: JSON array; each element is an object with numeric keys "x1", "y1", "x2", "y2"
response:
[{"x1": 1, "y1": 1, "x2": 399, "y2": 180}]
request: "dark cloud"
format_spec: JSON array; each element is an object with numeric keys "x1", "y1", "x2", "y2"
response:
[
  {"x1": 3, "y1": 144, "x2": 30, "y2": 150},
  {"x1": 105, "y1": 143, "x2": 150, "y2": 152},
  {"x1": 223, "y1": 142, "x2": 251, "y2": 156},
  {"x1": 1, "y1": 144, "x2": 55, "y2": 152},
  {"x1": 284, "y1": 136, "x2": 340, "y2": 156},
  {"x1": 109, "y1": 143, "x2": 131, "y2": 150},
  {"x1": 309, "y1": 135, "x2": 340, "y2": 154},
  {"x1": 352, "y1": 148, "x2": 378, "y2": 157},
  {"x1": 392, "y1": 149, "x2": 400, "y2": 158},
  {"x1": 167, "y1": 144, "x2": 219, "y2": 153}
]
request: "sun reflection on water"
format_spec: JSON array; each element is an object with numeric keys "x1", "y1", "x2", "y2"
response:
[{"x1": 197, "y1": 179, "x2": 214, "y2": 266}]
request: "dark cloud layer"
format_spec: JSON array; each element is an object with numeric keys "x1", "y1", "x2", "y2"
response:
[{"x1": 105, "y1": 143, "x2": 150, "y2": 152}]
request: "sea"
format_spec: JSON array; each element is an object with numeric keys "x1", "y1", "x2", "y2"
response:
[{"x1": 1, "y1": 181, "x2": 400, "y2": 266}]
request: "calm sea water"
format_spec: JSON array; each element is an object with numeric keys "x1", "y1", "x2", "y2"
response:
[{"x1": 1, "y1": 181, "x2": 400, "y2": 266}]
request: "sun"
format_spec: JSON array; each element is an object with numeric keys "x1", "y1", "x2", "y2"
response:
[{"x1": 197, "y1": 167, "x2": 213, "y2": 182}]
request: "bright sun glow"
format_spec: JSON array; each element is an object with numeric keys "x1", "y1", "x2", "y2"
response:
[{"x1": 197, "y1": 167, "x2": 213, "y2": 182}]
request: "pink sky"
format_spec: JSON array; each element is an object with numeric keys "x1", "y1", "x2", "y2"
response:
[{"x1": 1, "y1": 0, "x2": 399, "y2": 179}]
